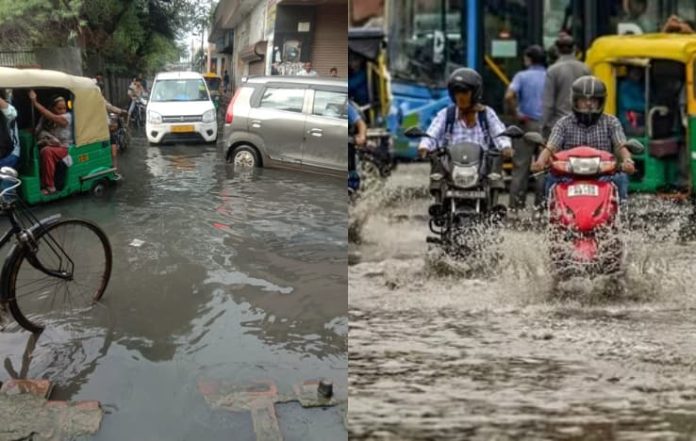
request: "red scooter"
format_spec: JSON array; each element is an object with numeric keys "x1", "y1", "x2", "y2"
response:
[
  {"x1": 518, "y1": 131, "x2": 644, "y2": 280},
  {"x1": 546, "y1": 145, "x2": 624, "y2": 278}
]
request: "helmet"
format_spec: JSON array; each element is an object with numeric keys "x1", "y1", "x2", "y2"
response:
[
  {"x1": 571, "y1": 75, "x2": 606, "y2": 126},
  {"x1": 524, "y1": 45, "x2": 545, "y2": 65},
  {"x1": 447, "y1": 68, "x2": 483, "y2": 105}
]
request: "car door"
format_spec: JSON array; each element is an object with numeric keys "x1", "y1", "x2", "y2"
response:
[
  {"x1": 302, "y1": 87, "x2": 348, "y2": 171},
  {"x1": 249, "y1": 85, "x2": 307, "y2": 165}
]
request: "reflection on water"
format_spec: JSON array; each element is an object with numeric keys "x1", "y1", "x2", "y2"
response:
[
  {"x1": 349, "y1": 164, "x2": 696, "y2": 441},
  {"x1": 0, "y1": 139, "x2": 347, "y2": 440}
]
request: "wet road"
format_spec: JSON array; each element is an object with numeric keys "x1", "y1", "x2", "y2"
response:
[
  {"x1": 0, "y1": 136, "x2": 347, "y2": 440},
  {"x1": 349, "y1": 163, "x2": 696, "y2": 441}
]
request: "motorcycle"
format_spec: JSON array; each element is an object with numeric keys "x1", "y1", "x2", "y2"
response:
[
  {"x1": 109, "y1": 112, "x2": 130, "y2": 153},
  {"x1": 520, "y1": 130, "x2": 644, "y2": 280},
  {"x1": 403, "y1": 126, "x2": 521, "y2": 257},
  {"x1": 348, "y1": 130, "x2": 395, "y2": 202},
  {"x1": 129, "y1": 94, "x2": 148, "y2": 129}
]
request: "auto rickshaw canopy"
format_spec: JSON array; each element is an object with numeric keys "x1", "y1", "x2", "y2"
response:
[
  {"x1": 586, "y1": 33, "x2": 696, "y2": 67},
  {"x1": 0, "y1": 67, "x2": 109, "y2": 147}
]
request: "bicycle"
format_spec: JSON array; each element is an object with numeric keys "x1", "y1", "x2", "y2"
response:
[{"x1": 0, "y1": 167, "x2": 112, "y2": 333}]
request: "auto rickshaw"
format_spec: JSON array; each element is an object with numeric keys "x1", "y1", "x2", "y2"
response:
[
  {"x1": 585, "y1": 34, "x2": 696, "y2": 197},
  {"x1": 348, "y1": 28, "x2": 394, "y2": 175},
  {"x1": 0, "y1": 67, "x2": 119, "y2": 205},
  {"x1": 203, "y1": 72, "x2": 222, "y2": 112}
]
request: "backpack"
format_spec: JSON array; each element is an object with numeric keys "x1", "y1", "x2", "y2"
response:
[{"x1": 443, "y1": 104, "x2": 495, "y2": 150}]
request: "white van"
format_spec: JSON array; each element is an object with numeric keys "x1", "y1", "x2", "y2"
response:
[{"x1": 146, "y1": 71, "x2": 217, "y2": 145}]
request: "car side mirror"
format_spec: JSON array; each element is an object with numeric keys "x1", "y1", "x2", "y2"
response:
[
  {"x1": 496, "y1": 125, "x2": 524, "y2": 138},
  {"x1": 404, "y1": 126, "x2": 429, "y2": 139},
  {"x1": 624, "y1": 139, "x2": 645, "y2": 155},
  {"x1": 523, "y1": 131, "x2": 545, "y2": 146}
]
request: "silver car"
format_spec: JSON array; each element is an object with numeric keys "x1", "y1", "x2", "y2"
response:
[{"x1": 222, "y1": 77, "x2": 347, "y2": 176}]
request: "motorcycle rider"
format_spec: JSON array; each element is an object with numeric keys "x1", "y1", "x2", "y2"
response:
[
  {"x1": 417, "y1": 68, "x2": 513, "y2": 201},
  {"x1": 532, "y1": 75, "x2": 636, "y2": 202}
]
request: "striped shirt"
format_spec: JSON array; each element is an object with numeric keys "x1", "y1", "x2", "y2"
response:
[
  {"x1": 420, "y1": 106, "x2": 512, "y2": 152},
  {"x1": 547, "y1": 113, "x2": 627, "y2": 153}
]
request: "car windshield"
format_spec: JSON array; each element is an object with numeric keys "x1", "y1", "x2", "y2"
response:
[{"x1": 151, "y1": 79, "x2": 210, "y2": 102}]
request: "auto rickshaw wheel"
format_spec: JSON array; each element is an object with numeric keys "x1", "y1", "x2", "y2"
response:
[
  {"x1": 91, "y1": 180, "x2": 108, "y2": 198},
  {"x1": 229, "y1": 145, "x2": 260, "y2": 168}
]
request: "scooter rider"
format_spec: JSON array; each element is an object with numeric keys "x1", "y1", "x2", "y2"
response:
[
  {"x1": 418, "y1": 68, "x2": 513, "y2": 199},
  {"x1": 532, "y1": 75, "x2": 636, "y2": 202}
]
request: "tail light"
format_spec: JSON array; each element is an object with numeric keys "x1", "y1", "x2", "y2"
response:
[{"x1": 225, "y1": 88, "x2": 242, "y2": 124}]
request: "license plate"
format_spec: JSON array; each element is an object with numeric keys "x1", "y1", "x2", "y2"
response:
[
  {"x1": 446, "y1": 190, "x2": 486, "y2": 198},
  {"x1": 567, "y1": 184, "x2": 599, "y2": 197},
  {"x1": 171, "y1": 125, "x2": 194, "y2": 133}
]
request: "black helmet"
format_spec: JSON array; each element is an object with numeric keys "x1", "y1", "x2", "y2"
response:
[
  {"x1": 571, "y1": 75, "x2": 606, "y2": 126},
  {"x1": 524, "y1": 45, "x2": 545, "y2": 65},
  {"x1": 447, "y1": 68, "x2": 483, "y2": 105}
]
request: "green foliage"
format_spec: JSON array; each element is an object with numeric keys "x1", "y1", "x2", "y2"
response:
[{"x1": 0, "y1": 0, "x2": 212, "y2": 74}]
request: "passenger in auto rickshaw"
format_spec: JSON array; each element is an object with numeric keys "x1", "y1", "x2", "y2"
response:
[
  {"x1": 0, "y1": 90, "x2": 20, "y2": 171},
  {"x1": 28, "y1": 90, "x2": 72, "y2": 195}
]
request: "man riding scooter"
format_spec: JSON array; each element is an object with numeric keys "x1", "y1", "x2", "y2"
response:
[{"x1": 532, "y1": 76, "x2": 636, "y2": 202}]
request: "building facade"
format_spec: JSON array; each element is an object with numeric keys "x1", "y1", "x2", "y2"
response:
[{"x1": 210, "y1": 0, "x2": 347, "y2": 92}]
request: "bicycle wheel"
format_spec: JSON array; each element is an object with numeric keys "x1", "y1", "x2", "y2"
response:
[{"x1": 5, "y1": 219, "x2": 112, "y2": 332}]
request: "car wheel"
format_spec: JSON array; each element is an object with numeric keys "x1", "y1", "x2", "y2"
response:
[{"x1": 230, "y1": 145, "x2": 260, "y2": 168}]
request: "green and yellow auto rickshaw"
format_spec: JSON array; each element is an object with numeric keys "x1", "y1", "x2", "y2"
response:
[
  {"x1": 1, "y1": 67, "x2": 119, "y2": 205},
  {"x1": 203, "y1": 72, "x2": 223, "y2": 111},
  {"x1": 586, "y1": 33, "x2": 696, "y2": 197}
]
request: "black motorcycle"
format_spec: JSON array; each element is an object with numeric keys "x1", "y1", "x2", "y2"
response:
[
  {"x1": 109, "y1": 113, "x2": 130, "y2": 152},
  {"x1": 404, "y1": 126, "x2": 522, "y2": 257}
]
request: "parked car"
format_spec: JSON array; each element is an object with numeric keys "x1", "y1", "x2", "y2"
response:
[
  {"x1": 223, "y1": 76, "x2": 347, "y2": 175},
  {"x1": 146, "y1": 71, "x2": 217, "y2": 145}
]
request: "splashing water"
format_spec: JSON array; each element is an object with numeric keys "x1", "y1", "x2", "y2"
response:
[{"x1": 349, "y1": 164, "x2": 696, "y2": 440}]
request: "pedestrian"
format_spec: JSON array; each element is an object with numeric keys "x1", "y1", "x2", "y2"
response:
[
  {"x1": 329, "y1": 67, "x2": 338, "y2": 78},
  {"x1": 348, "y1": 101, "x2": 367, "y2": 194},
  {"x1": 95, "y1": 72, "x2": 105, "y2": 94},
  {"x1": 138, "y1": 73, "x2": 148, "y2": 93},
  {"x1": 223, "y1": 70, "x2": 230, "y2": 93},
  {"x1": 540, "y1": 34, "x2": 590, "y2": 138},
  {"x1": 532, "y1": 76, "x2": 636, "y2": 204},
  {"x1": 662, "y1": 15, "x2": 695, "y2": 192},
  {"x1": 127, "y1": 77, "x2": 144, "y2": 127},
  {"x1": 505, "y1": 45, "x2": 547, "y2": 213},
  {"x1": 297, "y1": 62, "x2": 318, "y2": 77}
]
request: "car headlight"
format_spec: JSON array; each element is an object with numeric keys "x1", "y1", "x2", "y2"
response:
[
  {"x1": 451, "y1": 165, "x2": 478, "y2": 188},
  {"x1": 202, "y1": 109, "x2": 216, "y2": 123},
  {"x1": 148, "y1": 111, "x2": 162, "y2": 124}
]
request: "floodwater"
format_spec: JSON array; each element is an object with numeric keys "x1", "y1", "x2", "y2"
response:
[
  {"x1": 0, "y1": 136, "x2": 347, "y2": 440},
  {"x1": 349, "y1": 163, "x2": 696, "y2": 441}
]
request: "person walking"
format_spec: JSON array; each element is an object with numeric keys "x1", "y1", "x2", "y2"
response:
[
  {"x1": 540, "y1": 35, "x2": 590, "y2": 138},
  {"x1": 505, "y1": 45, "x2": 547, "y2": 212}
]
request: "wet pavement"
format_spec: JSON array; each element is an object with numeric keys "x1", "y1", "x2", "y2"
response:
[
  {"x1": 0, "y1": 135, "x2": 347, "y2": 440},
  {"x1": 349, "y1": 163, "x2": 696, "y2": 441}
]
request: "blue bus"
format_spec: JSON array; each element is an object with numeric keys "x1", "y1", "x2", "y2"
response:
[{"x1": 371, "y1": 0, "x2": 696, "y2": 160}]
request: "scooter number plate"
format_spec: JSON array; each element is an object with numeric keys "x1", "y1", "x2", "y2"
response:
[
  {"x1": 445, "y1": 190, "x2": 486, "y2": 198},
  {"x1": 567, "y1": 184, "x2": 599, "y2": 197}
]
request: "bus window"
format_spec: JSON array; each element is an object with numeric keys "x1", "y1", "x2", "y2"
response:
[{"x1": 387, "y1": 0, "x2": 466, "y2": 87}]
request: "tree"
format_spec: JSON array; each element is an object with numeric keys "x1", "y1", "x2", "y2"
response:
[{"x1": 0, "y1": 0, "x2": 212, "y2": 74}]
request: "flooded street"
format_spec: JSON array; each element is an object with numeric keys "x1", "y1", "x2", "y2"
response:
[
  {"x1": 0, "y1": 136, "x2": 347, "y2": 440},
  {"x1": 349, "y1": 163, "x2": 696, "y2": 441}
]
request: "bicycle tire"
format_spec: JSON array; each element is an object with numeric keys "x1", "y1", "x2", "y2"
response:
[{"x1": 5, "y1": 219, "x2": 112, "y2": 332}]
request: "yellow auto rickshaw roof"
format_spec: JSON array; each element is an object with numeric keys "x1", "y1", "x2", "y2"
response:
[
  {"x1": 586, "y1": 33, "x2": 696, "y2": 67},
  {"x1": 203, "y1": 72, "x2": 221, "y2": 79},
  {"x1": 0, "y1": 67, "x2": 108, "y2": 146}
]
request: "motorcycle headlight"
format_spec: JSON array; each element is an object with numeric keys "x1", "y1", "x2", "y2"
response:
[
  {"x1": 202, "y1": 109, "x2": 216, "y2": 123},
  {"x1": 569, "y1": 157, "x2": 600, "y2": 175},
  {"x1": 148, "y1": 110, "x2": 162, "y2": 124},
  {"x1": 451, "y1": 165, "x2": 478, "y2": 188}
]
